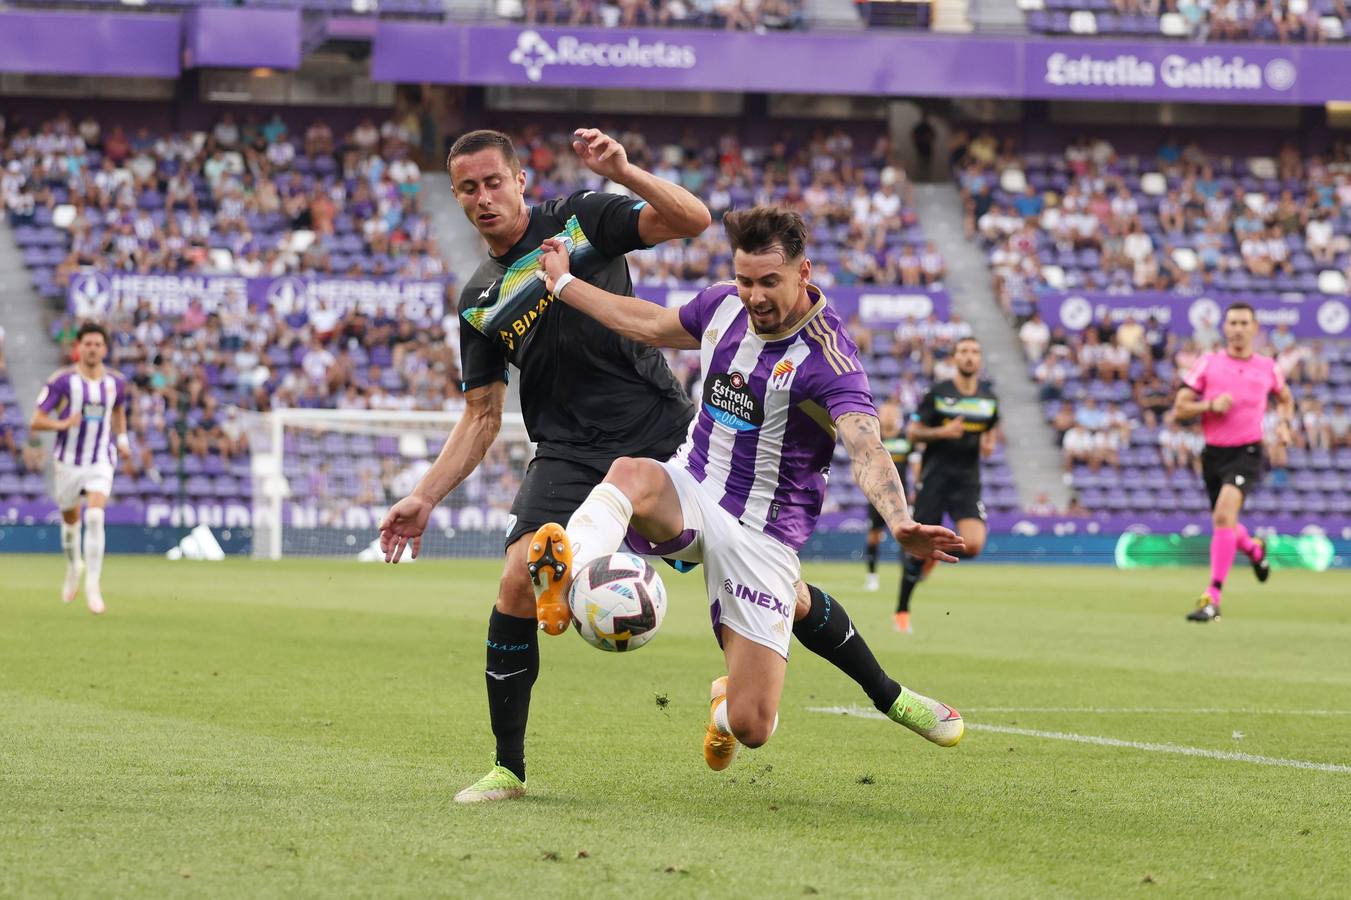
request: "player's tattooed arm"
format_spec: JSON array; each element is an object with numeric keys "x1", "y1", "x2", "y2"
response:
[
  {"x1": 537, "y1": 238, "x2": 699, "y2": 350},
  {"x1": 839, "y1": 412, "x2": 911, "y2": 530},
  {"x1": 570, "y1": 128, "x2": 712, "y2": 244},
  {"x1": 839, "y1": 412, "x2": 964, "y2": 562}
]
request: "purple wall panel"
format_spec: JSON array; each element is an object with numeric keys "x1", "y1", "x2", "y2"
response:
[
  {"x1": 0, "y1": 12, "x2": 181, "y2": 78},
  {"x1": 185, "y1": 8, "x2": 302, "y2": 71}
]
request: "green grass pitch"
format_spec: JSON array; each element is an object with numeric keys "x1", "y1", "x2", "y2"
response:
[{"x1": 3, "y1": 554, "x2": 1350, "y2": 898}]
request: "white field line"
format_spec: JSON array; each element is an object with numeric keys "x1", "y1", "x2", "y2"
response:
[
  {"x1": 965, "y1": 707, "x2": 1351, "y2": 716},
  {"x1": 805, "y1": 706, "x2": 1351, "y2": 775}
]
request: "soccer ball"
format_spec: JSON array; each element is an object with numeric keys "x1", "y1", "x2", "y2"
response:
[{"x1": 568, "y1": 552, "x2": 667, "y2": 652}]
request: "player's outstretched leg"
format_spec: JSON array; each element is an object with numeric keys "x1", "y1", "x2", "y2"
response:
[
  {"x1": 793, "y1": 583, "x2": 904, "y2": 709},
  {"x1": 83, "y1": 506, "x2": 106, "y2": 615},
  {"x1": 703, "y1": 675, "x2": 738, "y2": 771},
  {"x1": 1235, "y1": 522, "x2": 1269, "y2": 583},
  {"x1": 863, "y1": 528, "x2": 881, "y2": 592},
  {"x1": 895, "y1": 555, "x2": 923, "y2": 632},
  {"x1": 704, "y1": 630, "x2": 784, "y2": 772},
  {"x1": 457, "y1": 539, "x2": 539, "y2": 804},
  {"x1": 1191, "y1": 484, "x2": 1244, "y2": 623},
  {"x1": 887, "y1": 686, "x2": 964, "y2": 747},
  {"x1": 60, "y1": 510, "x2": 84, "y2": 604},
  {"x1": 529, "y1": 476, "x2": 641, "y2": 635},
  {"x1": 527, "y1": 523, "x2": 575, "y2": 636}
]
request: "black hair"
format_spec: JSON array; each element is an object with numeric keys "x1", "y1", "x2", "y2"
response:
[
  {"x1": 446, "y1": 129, "x2": 521, "y2": 176},
  {"x1": 722, "y1": 206, "x2": 808, "y2": 261}
]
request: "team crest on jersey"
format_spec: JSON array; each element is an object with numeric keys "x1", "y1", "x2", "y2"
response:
[
  {"x1": 704, "y1": 371, "x2": 763, "y2": 432},
  {"x1": 768, "y1": 359, "x2": 796, "y2": 391}
]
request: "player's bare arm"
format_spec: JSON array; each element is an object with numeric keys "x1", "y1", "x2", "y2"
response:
[
  {"x1": 571, "y1": 128, "x2": 711, "y2": 244},
  {"x1": 1172, "y1": 386, "x2": 1222, "y2": 421},
  {"x1": 1274, "y1": 383, "x2": 1295, "y2": 445},
  {"x1": 379, "y1": 380, "x2": 507, "y2": 563},
  {"x1": 980, "y1": 424, "x2": 1000, "y2": 459},
  {"x1": 29, "y1": 406, "x2": 80, "y2": 433},
  {"x1": 838, "y1": 412, "x2": 964, "y2": 563},
  {"x1": 537, "y1": 238, "x2": 699, "y2": 350},
  {"x1": 908, "y1": 416, "x2": 966, "y2": 442}
]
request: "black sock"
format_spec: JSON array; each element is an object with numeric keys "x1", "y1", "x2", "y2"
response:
[
  {"x1": 794, "y1": 584, "x2": 901, "y2": 713},
  {"x1": 484, "y1": 609, "x2": 539, "y2": 782},
  {"x1": 898, "y1": 556, "x2": 924, "y2": 613},
  {"x1": 865, "y1": 541, "x2": 879, "y2": 574}
]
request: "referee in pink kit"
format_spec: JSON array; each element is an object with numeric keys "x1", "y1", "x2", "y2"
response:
[{"x1": 1172, "y1": 302, "x2": 1296, "y2": 622}]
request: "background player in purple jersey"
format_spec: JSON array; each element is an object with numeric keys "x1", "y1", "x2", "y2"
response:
[
  {"x1": 532, "y1": 207, "x2": 966, "y2": 770},
  {"x1": 29, "y1": 322, "x2": 130, "y2": 614}
]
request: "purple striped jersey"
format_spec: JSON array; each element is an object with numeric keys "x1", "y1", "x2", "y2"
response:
[
  {"x1": 675, "y1": 282, "x2": 876, "y2": 551},
  {"x1": 36, "y1": 368, "x2": 129, "y2": 466}
]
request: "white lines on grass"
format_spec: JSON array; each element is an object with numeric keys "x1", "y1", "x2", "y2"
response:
[
  {"x1": 805, "y1": 706, "x2": 1351, "y2": 775},
  {"x1": 965, "y1": 706, "x2": 1351, "y2": 716}
]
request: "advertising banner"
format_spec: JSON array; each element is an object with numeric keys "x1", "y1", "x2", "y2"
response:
[
  {"x1": 67, "y1": 271, "x2": 449, "y2": 322},
  {"x1": 0, "y1": 11, "x2": 181, "y2": 78},
  {"x1": 1036, "y1": 291, "x2": 1350, "y2": 339},
  {"x1": 372, "y1": 23, "x2": 1351, "y2": 106},
  {"x1": 184, "y1": 8, "x2": 302, "y2": 71}
]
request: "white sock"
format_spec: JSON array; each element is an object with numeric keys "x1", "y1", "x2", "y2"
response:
[
  {"x1": 713, "y1": 696, "x2": 732, "y2": 735},
  {"x1": 62, "y1": 519, "x2": 83, "y2": 568},
  {"x1": 566, "y1": 482, "x2": 634, "y2": 574},
  {"x1": 84, "y1": 508, "x2": 106, "y2": 593}
]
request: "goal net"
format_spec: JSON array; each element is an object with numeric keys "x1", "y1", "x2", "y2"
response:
[{"x1": 240, "y1": 408, "x2": 533, "y2": 560}]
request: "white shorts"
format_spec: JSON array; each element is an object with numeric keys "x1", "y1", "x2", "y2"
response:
[
  {"x1": 53, "y1": 460, "x2": 115, "y2": 510},
  {"x1": 634, "y1": 461, "x2": 801, "y2": 659}
]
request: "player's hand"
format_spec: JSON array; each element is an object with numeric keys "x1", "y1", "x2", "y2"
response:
[
  {"x1": 537, "y1": 237, "x2": 572, "y2": 294},
  {"x1": 378, "y1": 494, "x2": 433, "y2": 563},
  {"x1": 1210, "y1": 393, "x2": 1233, "y2": 415},
  {"x1": 895, "y1": 520, "x2": 965, "y2": 564},
  {"x1": 937, "y1": 417, "x2": 966, "y2": 439},
  {"x1": 572, "y1": 128, "x2": 630, "y2": 182},
  {"x1": 1276, "y1": 420, "x2": 1294, "y2": 447}
]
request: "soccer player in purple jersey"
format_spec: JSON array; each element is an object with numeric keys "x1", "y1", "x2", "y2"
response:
[
  {"x1": 532, "y1": 207, "x2": 967, "y2": 769},
  {"x1": 29, "y1": 322, "x2": 130, "y2": 614}
]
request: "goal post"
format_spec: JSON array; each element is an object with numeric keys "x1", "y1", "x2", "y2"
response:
[{"x1": 239, "y1": 408, "x2": 533, "y2": 560}]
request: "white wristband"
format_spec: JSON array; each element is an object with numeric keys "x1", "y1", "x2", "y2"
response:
[
  {"x1": 551, "y1": 272, "x2": 575, "y2": 298},
  {"x1": 116, "y1": 433, "x2": 130, "y2": 453}
]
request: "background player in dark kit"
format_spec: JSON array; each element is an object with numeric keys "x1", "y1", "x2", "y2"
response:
[{"x1": 897, "y1": 338, "x2": 1000, "y2": 624}]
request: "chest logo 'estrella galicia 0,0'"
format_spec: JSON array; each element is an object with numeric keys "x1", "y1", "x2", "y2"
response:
[{"x1": 704, "y1": 371, "x2": 763, "y2": 432}]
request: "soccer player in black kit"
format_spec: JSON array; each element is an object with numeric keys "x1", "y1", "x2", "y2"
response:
[
  {"x1": 378, "y1": 129, "x2": 935, "y2": 803},
  {"x1": 897, "y1": 338, "x2": 1000, "y2": 630},
  {"x1": 861, "y1": 400, "x2": 914, "y2": 603}
]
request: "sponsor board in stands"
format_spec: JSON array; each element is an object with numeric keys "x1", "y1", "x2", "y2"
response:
[
  {"x1": 68, "y1": 271, "x2": 449, "y2": 321},
  {"x1": 1039, "y1": 291, "x2": 1349, "y2": 339}
]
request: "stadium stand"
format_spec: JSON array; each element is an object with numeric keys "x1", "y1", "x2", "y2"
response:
[
  {"x1": 508, "y1": 124, "x2": 942, "y2": 288},
  {"x1": 956, "y1": 132, "x2": 1351, "y2": 318},
  {"x1": 2, "y1": 111, "x2": 977, "y2": 524},
  {"x1": 1021, "y1": 0, "x2": 1350, "y2": 43},
  {"x1": 8, "y1": 0, "x2": 448, "y2": 17},
  {"x1": 4, "y1": 111, "x2": 446, "y2": 302},
  {"x1": 962, "y1": 130, "x2": 1351, "y2": 519}
]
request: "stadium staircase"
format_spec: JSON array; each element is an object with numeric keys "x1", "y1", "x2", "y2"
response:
[
  {"x1": 421, "y1": 169, "x2": 527, "y2": 412},
  {"x1": 0, "y1": 217, "x2": 59, "y2": 417},
  {"x1": 423, "y1": 170, "x2": 489, "y2": 288},
  {"x1": 913, "y1": 183, "x2": 1068, "y2": 509},
  {"x1": 966, "y1": 0, "x2": 1027, "y2": 32},
  {"x1": 805, "y1": 0, "x2": 865, "y2": 30}
]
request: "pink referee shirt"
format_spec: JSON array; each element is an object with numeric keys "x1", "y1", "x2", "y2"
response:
[{"x1": 1183, "y1": 351, "x2": 1285, "y2": 447}]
